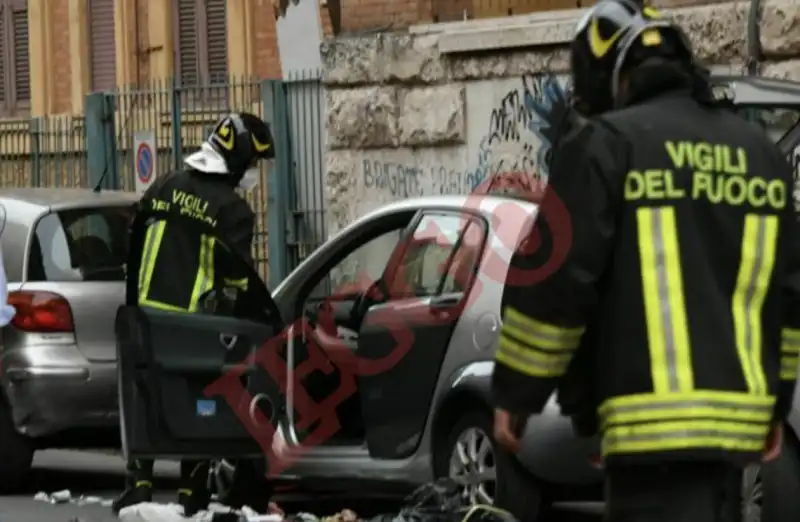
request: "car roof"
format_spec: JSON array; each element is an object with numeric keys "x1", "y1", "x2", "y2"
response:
[
  {"x1": 353, "y1": 194, "x2": 538, "y2": 222},
  {"x1": 0, "y1": 189, "x2": 139, "y2": 280},
  {"x1": 0, "y1": 188, "x2": 139, "y2": 210}
]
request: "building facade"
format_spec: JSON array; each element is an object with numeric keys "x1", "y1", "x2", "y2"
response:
[
  {"x1": 6, "y1": 0, "x2": 721, "y2": 118},
  {"x1": 13, "y1": 0, "x2": 285, "y2": 117}
]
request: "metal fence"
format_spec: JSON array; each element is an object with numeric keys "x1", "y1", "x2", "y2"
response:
[
  {"x1": 99, "y1": 72, "x2": 327, "y2": 285},
  {"x1": 0, "y1": 116, "x2": 88, "y2": 189},
  {"x1": 106, "y1": 78, "x2": 271, "y2": 280},
  {"x1": 0, "y1": 73, "x2": 327, "y2": 286},
  {"x1": 284, "y1": 69, "x2": 327, "y2": 271}
]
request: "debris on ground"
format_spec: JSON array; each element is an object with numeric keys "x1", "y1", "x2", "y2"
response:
[
  {"x1": 33, "y1": 489, "x2": 114, "y2": 507},
  {"x1": 118, "y1": 502, "x2": 286, "y2": 522},
  {"x1": 364, "y1": 479, "x2": 518, "y2": 522}
]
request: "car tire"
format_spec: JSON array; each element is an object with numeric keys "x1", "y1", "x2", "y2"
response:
[
  {"x1": 0, "y1": 399, "x2": 33, "y2": 492},
  {"x1": 435, "y1": 411, "x2": 546, "y2": 522},
  {"x1": 756, "y1": 428, "x2": 800, "y2": 522}
]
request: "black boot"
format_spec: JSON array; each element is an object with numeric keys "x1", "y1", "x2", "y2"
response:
[
  {"x1": 220, "y1": 460, "x2": 273, "y2": 513},
  {"x1": 112, "y1": 459, "x2": 154, "y2": 515},
  {"x1": 111, "y1": 482, "x2": 153, "y2": 515},
  {"x1": 178, "y1": 460, "x2": 211, "y2": 517}
]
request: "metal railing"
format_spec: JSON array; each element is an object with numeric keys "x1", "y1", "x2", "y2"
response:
[
  {"x1": 0, "y1": 116, "x2": 88, "y2": 189},
  {"x1": 0, "y1": 72, "x2": 328, "y2": 285},
  {"x1": 106, "y1": 78, "x2": 271, "y2": 279}
]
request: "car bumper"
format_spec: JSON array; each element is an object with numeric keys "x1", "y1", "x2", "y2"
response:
[{"x1": 1, "y1": 340, "x2": 118, "y2": 438}]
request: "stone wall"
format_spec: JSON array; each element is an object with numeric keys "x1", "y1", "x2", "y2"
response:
[{"x1": 320, "y1": 0, "x2": 800, "y2": 233}]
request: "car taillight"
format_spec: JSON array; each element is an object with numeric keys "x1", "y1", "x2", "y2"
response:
[{"x1": 8, "y1": 290, "x2": 75, "y2": 333}]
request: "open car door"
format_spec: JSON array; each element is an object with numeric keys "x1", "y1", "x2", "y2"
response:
[
  {"x1": 355, "y1": 211, "x2": 487, "y2": 459},
  {"x1": 710, "y1": 75, "x2": 800, "y2": 153},
  {"x1": 116, "y1": 210, "x2": 285, "y2": 461}
]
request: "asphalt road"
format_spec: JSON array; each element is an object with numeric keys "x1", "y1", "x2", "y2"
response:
[
  {"x1": 0, "y1": 450, "x2": 180, "y2": 522},
  {"x1": 0, "y1": 451, "x2": 602, "y2": 522}
]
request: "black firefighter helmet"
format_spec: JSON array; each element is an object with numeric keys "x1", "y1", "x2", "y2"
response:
[
  {"x1": 570, "y1": 0, "x2": 694, "y2": 115},
  {"x1": 185, "y1": 112, "x2": 275, "y2": 188}
]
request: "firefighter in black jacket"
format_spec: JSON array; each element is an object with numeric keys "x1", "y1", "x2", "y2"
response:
[
  {"x1": 491, "y1": 0, "x2": 800, "y2": 519},
  {"x1": 112, "y1": 112, "x2": 276, "y2": 516}
]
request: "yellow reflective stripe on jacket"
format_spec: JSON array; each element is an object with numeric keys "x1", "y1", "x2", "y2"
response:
[
  {"x1": 138, "y1": 221, "x2": 167, "y2": 302},
  {"x1": 599, "y1": 391, "x2": 775, "y2": 429},
  {"x1": 602, "y1": 420, "x2": 771, "y2": 455},
  {"x1": 224, "y1": 277, "x2": 248, "y2": 290},
  {"x1": 496, "y1": 335, "x2": 574, "y2": 377},
  {"x1": 636, "y1": 207, "x2": 693, "y2": 393},
  {"x1": 782, "y1": 328, "x2": 800, "y2": 355},
  {"x1": 139, "y1": 298, "x2": 189, "y2": 313},
  {"x1": 495, "y1": 306, "x2": 584, "y2": 378},
  {"x1": 502, "y1": 307, "x2": 585, "y2": 351},
  {"x1": 188, "y1": 234, "x2": 216, "y2": 312},
  {"x1": 732, "y1": 215, "x2": 778, "y2": 394},
  {"x1": 599, "y1": 391, "x2": 775, "y2": 456},
  {"x1": 781, "y1": 328, "x2": 800, "y2": 380}
]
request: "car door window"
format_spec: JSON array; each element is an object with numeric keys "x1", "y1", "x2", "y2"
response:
[
  {"x1": 28, "y1": 206, "x2": 133, "y2": 282},
  {"x1": 389, "y1": 213, "x2": 483, "y2": 299},
  {"x1": 441, "y1": 221, "x2": 485, "y2": 294},
  {"x1": 309, "y1": 229, "x2": 403, "y2": 300}
]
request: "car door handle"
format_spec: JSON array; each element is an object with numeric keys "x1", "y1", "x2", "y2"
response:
[
  {"x1": 429, "y1": 296, "x2": 460, "y2": 310},
  {"x1": 220, "y1": 334, "x2": 238, "y2": 350}
]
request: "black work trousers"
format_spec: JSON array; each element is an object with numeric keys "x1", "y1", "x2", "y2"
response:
[
  {"x1": 605, "y1": 462, "x2": 743, "y2": 522},
  {"x1": 126, "y1": 458, "x2": 210, "y2": 490}
]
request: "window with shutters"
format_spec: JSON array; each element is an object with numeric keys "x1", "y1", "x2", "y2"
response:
[
  {"x1": 174, "y1": 0, "x2": 228, "y2": 87},
  {"x1": 0, "y1": 0, "x2": 28, "y2": 114},
  {"x1": 87, "y1": 0, "x2": 117, "y2": 92},
  {"x1": 432, "y1": 0, "x2": 473, "y2": 21}
]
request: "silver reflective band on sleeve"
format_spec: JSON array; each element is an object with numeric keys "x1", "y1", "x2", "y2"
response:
[
  {"x1": 495, "y1": 336, "x2": 573, "y2": 377},
  {"x1": 502, "y1": 306, "x2": 584, "y2": 351}
]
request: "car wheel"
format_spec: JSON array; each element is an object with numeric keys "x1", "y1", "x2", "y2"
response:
[
  {"x1": 0, "y1": 399, "x2": 33, "y2": 492},
  {"x1": 435, "y1": 411, "x2": 545, "y2": 521},
  {"x1": 756, "y1": 429, "x2": 800, "y2": 522}
]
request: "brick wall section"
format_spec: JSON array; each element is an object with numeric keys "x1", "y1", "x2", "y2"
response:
[
  {"x1": 320, "y1": 3, "x2": 334, "y2": 38},
  {"x1": 253, "y1": 0, "x2": 282, "y2": 79},
  {"x1": 339, "y1": 0, "x2": 425, "y2": 33},
  {"x1": 652, "y1": 0, "x2": 729, "y2": 7},
  {"x1": 332, "y1": 0, "x2": 732, "y2": 32},
  {"x1": 52, "y1": 0, "x2": 72, "y2": 113}
]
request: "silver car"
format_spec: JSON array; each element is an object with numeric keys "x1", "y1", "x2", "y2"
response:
[
  {"x1": 120, "y1": 76, "x2": 800, "y2": 522},
  {"x1": 0, "y1": 188, "x2": 137, "y2": 491},
  {"x1": 119, "y1": 190, "x2": 800, "y2": 522}
]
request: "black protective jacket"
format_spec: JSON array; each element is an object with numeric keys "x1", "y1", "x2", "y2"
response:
[
  {"x1": 493, "y1": 62, "x2": 800, "y2": 466},
  {"x1": 132, "y1": 168, "x2": 256, "y2": 315}
]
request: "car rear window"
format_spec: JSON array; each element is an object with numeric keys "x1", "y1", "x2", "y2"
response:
[{"x1": 27, "y1": 206, "x2": 134, "y2": 282}]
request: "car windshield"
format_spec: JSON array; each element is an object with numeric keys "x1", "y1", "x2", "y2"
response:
[{"x1": 28, "y1": 205, "x2": 134, "y2": 282}]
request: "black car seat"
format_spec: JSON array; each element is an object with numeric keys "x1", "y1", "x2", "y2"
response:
[
  {"x1": 27, "y1": 236, "x2": 47, "y2": 281},
  {"x1": 73, "y1": 235, "x2": 113, "y2": 269}
]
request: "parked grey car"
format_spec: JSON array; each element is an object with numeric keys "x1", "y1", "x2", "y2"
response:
[
  {"x1": 0, "y1": 188, "x2": 137, "y2": 490},
  {"x1": 122, "y1": 76, "x2": 800, "y2": 522},
  {"x1": 264, "y1": 194, "x2": 800, "y2": 522},
  {"x1": 121, "y1": 187, "x2": 800, "y2": 522}
]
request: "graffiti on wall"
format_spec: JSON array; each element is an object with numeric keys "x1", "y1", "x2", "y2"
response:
[
  {"x1": 485, "y1": 74, "x2": 570, "y2": 180},
  {"x1": 360, "y1": 160, "x2": 490, "y2": 199},
  {"x1": 361, "y1": 74, "x2": 571, "y2": 198}
]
